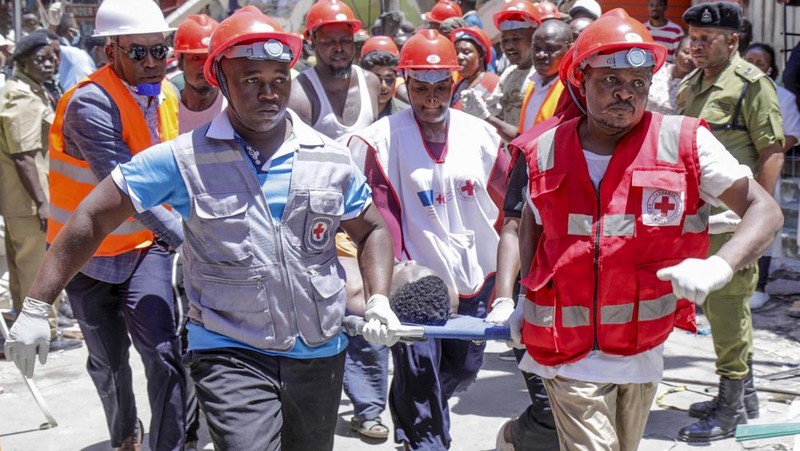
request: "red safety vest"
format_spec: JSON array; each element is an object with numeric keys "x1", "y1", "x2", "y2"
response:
[{"x1": 521, "y1": 112, "x2": 710, "y2": 366}]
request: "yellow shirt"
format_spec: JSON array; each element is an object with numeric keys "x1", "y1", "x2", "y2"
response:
[{"x1": 0, "y1": 71, "x2": 54, "y2": 217}]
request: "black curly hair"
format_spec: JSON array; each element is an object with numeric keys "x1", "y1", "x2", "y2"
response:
[{"x1": 390, "y1": 275, "x2": 451, "y2": 326}]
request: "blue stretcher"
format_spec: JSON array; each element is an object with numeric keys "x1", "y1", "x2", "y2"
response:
[{"x1": 343, "y1": 314, "x2": 511, "y2": 341}]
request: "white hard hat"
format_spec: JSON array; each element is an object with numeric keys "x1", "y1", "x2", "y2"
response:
[{"x1": 93, "y1": 0, "x2": 176, "y2": 38}]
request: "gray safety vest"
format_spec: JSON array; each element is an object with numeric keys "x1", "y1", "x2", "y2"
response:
[{"x1": 171, "y1": 116, "x2": 354, "y2": 351}]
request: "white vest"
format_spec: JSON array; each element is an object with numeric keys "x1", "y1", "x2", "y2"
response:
[
  {"x1": 305, "y1": 65, "x2": 374, "y2": 140},
  {"x1": 349, "y1": 108, "x2": 502, "y2": 296}
]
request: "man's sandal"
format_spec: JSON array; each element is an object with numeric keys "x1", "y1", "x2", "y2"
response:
[{"x1": 351, "y1": 417, "x2": 390, "y2": 439}]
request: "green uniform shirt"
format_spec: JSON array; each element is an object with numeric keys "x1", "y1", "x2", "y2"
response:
[
  {"x1": 676, "y1": 51, "x2": 784, "y2": 173},
  {"x1": 0, "y1": 70, "x2": 54, "y2": 217}
]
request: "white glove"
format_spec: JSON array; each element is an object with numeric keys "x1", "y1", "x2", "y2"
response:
[
  {"x1": 656, "y1": 256, "x2": 733, "y2": 306},
  {"x1": 507, "y1": 294, "x2": 526, "y2": 349},
  {"x1": 483, "y1": 92, "x2": 503, "y2": 117},
  {"x1": 460, "y1": 89, "x2": 491, "y2": 120},
  {"x1": 362, "y1": 294, "x2": 401, "y2": 346},
  {"x1": 485, "y1": 297, "x2": 515, "y2": 324},
  {"x1": 5, "y1": 297, "x2": 51, "y2": 378},
  {"x1": 708, "y1": 210, "x2": 741, "y2": 234}
]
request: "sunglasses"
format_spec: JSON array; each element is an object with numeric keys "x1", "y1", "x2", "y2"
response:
[{"x1": 115, "y1": 42, "x2": 169, "y2": 62}]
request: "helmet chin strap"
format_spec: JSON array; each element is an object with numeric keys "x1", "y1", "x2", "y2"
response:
[{"x1": 566, "y1": 82, "x2": 587, "y2": 116}]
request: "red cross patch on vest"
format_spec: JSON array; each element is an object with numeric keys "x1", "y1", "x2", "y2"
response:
[
  {"x1": 307, "y1": 217, "x2": 333, "y2": 249},
  {"x1": 642, "y1": 188, "x2": 684, "y2": 226}
]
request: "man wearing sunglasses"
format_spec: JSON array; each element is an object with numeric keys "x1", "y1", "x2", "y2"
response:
[{"x1": 4, "y1": 0, "x2": 187, "y2": 450}]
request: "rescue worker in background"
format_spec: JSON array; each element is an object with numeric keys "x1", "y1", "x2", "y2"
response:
[
  {"x1": 173, "y1": 14, "x2": 227, "y2": 134},
  {"x1": 360, "y1": 35, "x2": 410, "y2": 119},
  {"x1": 422, "y1": 0, "x2": 463, "y2": 31},
  {"x1": 6, "y1": 0, "x2": 188, "y2": 449},
  {"x1": 463, "y1": 19, "x2": 572, "y2": 137},
  {"x1": 450, "y1": 26, "x2": 499, "y2": 111},
  {"x1": 5, "y1": 6, "x2": 401, "y2": 451},
  {"x1": 0, "y1": 32, "x2": 82, "y2": 353},
  {"x1": 509, "y1": 9, "x2": 782, "y2": 450},
  {"x1": 475, "y1": 0, "x2": 541, "y2": 142},
  {"x1": 348, "y1": 30, "x2": 508, "y2": 450},
  {"x1": 288, "y1": 0, "x2": 380, "y2": 142},
  {"x1": 676, "y1": 1, "x2": 786, "y2": 441}
]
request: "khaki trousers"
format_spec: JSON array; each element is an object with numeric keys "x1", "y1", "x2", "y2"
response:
[
  {"x1": 4, "y1": 215, "x2": 59, "y2": 338},
  {"x1": 542, "y1": 375, "x2": 658, "y2": 451}
]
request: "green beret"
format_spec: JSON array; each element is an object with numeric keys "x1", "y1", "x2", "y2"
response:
[{"x1": 683, "y1": 1, "x2": 742, "y2": 31}]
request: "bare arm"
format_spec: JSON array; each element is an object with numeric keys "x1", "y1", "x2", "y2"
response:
[
  {"x1": 519, "y1": 202, "x2": 543, "y2": 283},
  {"x1": 11, "y1": 151, "x2": 48, "y2": 230},
  {"x1": 363, "y1": 70, "x2": 381, "y2": 122},
  {"x1": 340, "y1": 203, "x2": 394, "y2": 299},
  {"x1": 715, "y1": 177, "x2": 783, "y2": 272},
  {"x1": 484, "y1": 115, "x2": 520, "y2": 143},
  {"x1": 288, "y1": 74, "x2": 314, "y2": 125},
  {"x1": 495, "y1": 217, "x2": 521, "y2": 299},
  {"x1": 28, "y1": 177, "x2": 136, "y2": 305},
  {"x1": 755, "y1": 141, "x2": 785, "y2": 196}
]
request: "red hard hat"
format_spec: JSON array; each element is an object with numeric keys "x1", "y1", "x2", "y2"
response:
[
  {"x1": 396, "y1": 29, "x2": 460, "y2": 71},
  {"x1": 562, "y1": 8, "x2": 668, "y2": 87},
  {"x1": 422, "y1": 0, "x2": 463, "y2": 25},
  {"x1": 174, "y1": 14, "x2": 219, "y2": 54},
  {"x1": 493, "y1": 0, "x2": 541, "y2": 30},
  {"x1": 361, "y1": 35, "x2": 400, "y2": 57},
  {"x1": 450, "y1": 26, "x2": 492, "y2": 67},
  {"x1": 534, "y1": 1, "x2": 568, "y2": 21},
  {"x1": 304, "y1": 0, "x2": 362, "y2": 39},
  {"x1": 204, "y1": 6, "x2": 303, "y2": 87}
]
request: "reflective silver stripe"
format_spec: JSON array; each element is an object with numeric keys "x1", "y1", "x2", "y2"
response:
[
  {"x1": 639, "y1": 294, "x2": 678, "y2": 321},
  {"x1": 50, "y1": 205, "x2": 147, "y2": 236},
  {"x1": 298, "y1": 148, "x2": 352, "y2": 165},
  {"x1": 657, "y1": 115, "x2": 682, "y2": 164},
  {"x1": 603, "y1": 214, "x2": 635, "y2": 237},
  {"x1": 683, "y1": 204, "x2": 710, "y2": 233},
  {"x1": 191, "y1": 149, "x2": 243, "y2": 165},
  {"x1": 536, "y1": 128, "x2": 557, "y2": 171},
  {"x1": 525, "y1": 301, "x2": 555, "y2": 327},
  {"x1": 601, "y1": 303, "x2": 633, "y2": 324},
  {"x1": 561, "y1": 306, "x2": 590, "y2": 327},
  {"x1": 50, "y1": 158, "x2": 100, "y2": 184},
  {"x1": 568, "y1": 213, "x2": 592, "y2": 236}
]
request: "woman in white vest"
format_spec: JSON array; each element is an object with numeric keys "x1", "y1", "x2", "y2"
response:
[{"x1": 348, "y1": 29, "x2": 508, "y2": 451}]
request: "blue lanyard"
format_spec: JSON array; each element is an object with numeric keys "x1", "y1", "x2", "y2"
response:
[{"x1": 233, "y1": 134, "x2": 269, "y2": 175}]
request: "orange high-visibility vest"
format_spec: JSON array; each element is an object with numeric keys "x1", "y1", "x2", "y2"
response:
[
  {"x1": 517, "y1": 78, "x2": 564, "y2": 134},
  {"x1": 48, "y1": 65, "x2": 179, "y2": 256},
  {"x1": 521, "y1": 113, "x2": 709, "y2": 366}
]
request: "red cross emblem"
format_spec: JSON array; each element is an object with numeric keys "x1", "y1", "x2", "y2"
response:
[
  {"x1": 654, "y1": 196, "x2": 676, "y2": 217},
  {"x1": 461, "y1": 180, "x2": 476, "y2": 196},
  {"x1": 307, "y1": 217, "x2": 333, "y2": 249},
  {"x1": 456, "y1": 177, "x2": 480, "y2": 201},
  {"x1": 435, "y1": 193, "x2": 447, "y2": 205}
]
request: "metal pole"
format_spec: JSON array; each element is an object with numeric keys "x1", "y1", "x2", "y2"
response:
[{"x1": 13, "y1": 0, "x2": 21, "y2": 42}]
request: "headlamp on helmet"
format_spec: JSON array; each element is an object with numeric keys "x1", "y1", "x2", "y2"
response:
[
  {"x1": 222, "y1": 39, "x2": 294, "y2": 63},
  {"x1": 406, "y1": 69, "x2": 452, "y2": 84},
  {"x1": 581, "y1": 48, "x2": 655, "y2": 70}
]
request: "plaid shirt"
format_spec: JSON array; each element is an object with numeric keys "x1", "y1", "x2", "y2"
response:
[{"x1": 61, "y1": 81, "x2": 183, "y2": 284}]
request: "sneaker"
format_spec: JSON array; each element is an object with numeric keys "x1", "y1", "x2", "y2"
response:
[
  {"x1": 49, "y1": 337, "x2": 82, "y2": 352},
  {"x1": 748, "y1": 291, "x2": 770, "y2": 311},
  {"x1": 498, "y1": 350, "x2": 516, "y2": 362},
  {"x1": 495, "y1": 418, "x2": 515, "y2": 451}
]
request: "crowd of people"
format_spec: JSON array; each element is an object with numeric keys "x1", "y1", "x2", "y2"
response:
[{"x1": 0, "y1": 0, "x2": 794, "y2": 450}]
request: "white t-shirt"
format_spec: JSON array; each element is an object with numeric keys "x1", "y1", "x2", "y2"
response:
[
  {"x1": 178, "y1": 92, "x2": 228, "y2": 134},
  {"x1": 778, "y1": 85, "x2": 800, "y2": 140},
  {"x1": 521, "y1": 125, "x2": 753, "y2": 383}
]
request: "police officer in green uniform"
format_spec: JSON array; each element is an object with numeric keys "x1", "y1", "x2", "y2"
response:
[{"x1": 676, "y1": 1, "x2": 784, "y2": 442}]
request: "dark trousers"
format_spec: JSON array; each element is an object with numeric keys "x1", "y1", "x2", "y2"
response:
[
  {"x1": 343, "y1": 334, "x2": 389, "y2": 420},
  {"x1": 185, "y1": 346, "x2": 346, "y2": 451},
  {"x1": 67, "y1": 246, "x2": 186, "y2": 450},
  {"x1": 510, "y1": 348, "x2": 560, "y2": 450},
  {"x1": 389, "y1": 276, "x2": 494, "y2": 450},
  {"x1": 757, "y1": 256, "x2": 771, "y2": 291}
]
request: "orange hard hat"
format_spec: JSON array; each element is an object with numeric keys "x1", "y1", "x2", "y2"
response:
[
  {"x1": 422, "y1": 1, "x2": 463, "y2": 25},
  {"x1": 361, "y1": 35, "x2": 400, "y2": 57},
  {"x1": 174, "y1": 14, "x2": 219, "y2": 54},
  {"x1": 562, "y1": 8, "x2": 667, "y2": 87},
  {"x1": 450, "y1": 26, "x2": 492, "y2": 67},
  {"x1": 493, "y1": 0, "x2": 541, "y2": 30},
  {"x1": 534, "y1": 1, "x2": 568, "y2": 21},
  {"x1": 304, "y1": 0, "x2": 362, "y2": 39},
  {"x1": 204, "y1": 6, "x2": 303, "y2": 87},
  {"x1": 396, "y1": 29, "x2": 460, "y2": 72}
]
